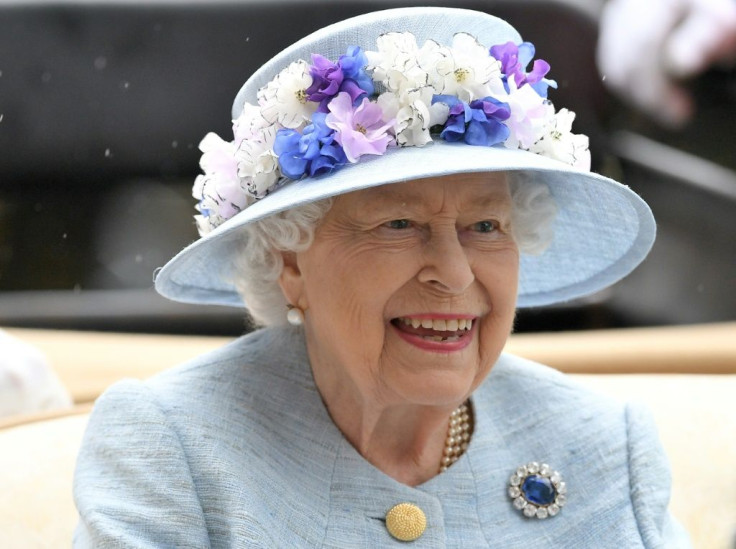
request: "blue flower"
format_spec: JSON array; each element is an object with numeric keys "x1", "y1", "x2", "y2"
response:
[
  {"x1": 432, "y1": 95, "x2": 511, "y2": 147},
  {"x1": 338, "y1": 46, "x2": 375, "y2": 100},
  {"x1": 274, "y1": 113, "x2": 348, "y2": 179}
]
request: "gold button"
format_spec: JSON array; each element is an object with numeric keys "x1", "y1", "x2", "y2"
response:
[{"x1": 385, "y1": 502, "x2": 427, "y2": 542}]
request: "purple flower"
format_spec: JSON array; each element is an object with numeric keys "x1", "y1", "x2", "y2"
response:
[
  {"x1": 274, "y1": 113, "x2": 347, "y2": 179},
  {"x1": 432, "y1": 94, "x2": 511, "y2": 147},
  {"x1": 307, "y1": 46, "x2": 375, "y2": 112},
  {"x1": 306, "y1": 54, "x2": 345, "y2": 109},
  {"x1": 490, "y1": 41, "x2": 556, "y2": 97},
  {"x1": 325, "y1": 92, "x2": 394, "y2": 163}
]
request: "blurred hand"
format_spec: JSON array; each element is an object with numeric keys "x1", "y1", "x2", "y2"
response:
[{"x1": 598, "y1": 0, "x2": 736, "y2": 126}]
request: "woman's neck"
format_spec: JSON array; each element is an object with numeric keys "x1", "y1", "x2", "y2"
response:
[{"x1": 314, "y1": 368, "x2": 462, "y2": 486}]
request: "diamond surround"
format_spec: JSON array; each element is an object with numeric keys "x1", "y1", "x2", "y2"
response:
[{"x1": 508, "y1": 461, "x2": 566, "y2": 519}]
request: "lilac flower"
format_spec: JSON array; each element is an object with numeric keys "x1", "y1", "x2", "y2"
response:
[
  {"x1": 325, "y1": 92, "x2": 395, "y2": 163},
  {"x1": 198, "y1": 132, "x2": 238, "y2": 177},
  {"x1": 274, "y1": 113, "x2": 347, "y2": 179},
  {"x1": 490, "y1": 41, "x2": 557, "y2": 98},
  {"x1": 195, "y1": 174, "x2": 246, "y2": 221},
  {"x1": 432, "y1": 94, "x2": 511, "y2": 146},
  {"x1": 503, "y1": 79, "x2": 552, "y2": 149},
  {"x1": 307, "y1": 46, "x2": 374, "y2": 112},
  {"x1": 193, "y1": 133, "x2": 248, "y2": 234}
]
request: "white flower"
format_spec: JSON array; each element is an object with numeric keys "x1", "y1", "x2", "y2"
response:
[
  {"x1": 257, "y1": 60, "x2": 317, "y2": 129},
  {"x1": 502, "y1": 79, "x2": 553, "y2": 150},
  {"x1": 424, "y1": 33, "x2": 504, "y2": 102},
  {"x1": 233, "y1": 102, "x2": 271, "y2": 144},
  {"x1": 193, "y1": 215, "x2": 212, "y2": 236},
  {"x1": 377, "y1": 86, "x2": 449, "y2": 147},
  {"x1": 192, "y1": 132, "x2": 250, "y2": 235},
  {"x1": 529, "y1": 108, "x2": 591, "y2": 170},
  {"x1": 235, "y1": 126, "x2": 280, "y2": 198},
  {"x1": 366, "y1": 32, "x2": 429, "y2": 93},
  {"x1": 193, "y1": 175, "x2": 217, "y2": 235}
]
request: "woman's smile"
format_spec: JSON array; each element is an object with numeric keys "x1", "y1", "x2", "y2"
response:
[{"x1": 390, "y1": 315, "x2": 477, "y2": 352}]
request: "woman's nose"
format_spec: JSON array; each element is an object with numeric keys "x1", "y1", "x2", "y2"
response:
[{"x1": 416, "y1": 229, "x2": 474, "y2": 294}]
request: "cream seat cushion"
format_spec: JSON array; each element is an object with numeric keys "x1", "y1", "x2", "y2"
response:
[{"x1": 0, "y1": 408, "x2": 90, "y2": 549}]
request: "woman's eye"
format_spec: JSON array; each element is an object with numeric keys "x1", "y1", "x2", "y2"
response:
[
  {"x1": 473, "y1": 220, "x2": 497, "y2": 233},
  {"x1": 385, "y1": 219, "x2": 411, "y2": 230}
]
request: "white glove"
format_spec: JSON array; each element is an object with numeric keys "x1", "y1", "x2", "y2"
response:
[
  {"x1": 0, "y1": 330, "x2": 72, "y2": 417},
  {"x1": 597, "y1": 0, "x2": 736, "y2": 126}
]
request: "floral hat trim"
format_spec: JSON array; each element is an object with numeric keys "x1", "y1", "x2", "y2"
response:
[{"x1": 193, "y1": 32, "x2": 591, "y2": 235}]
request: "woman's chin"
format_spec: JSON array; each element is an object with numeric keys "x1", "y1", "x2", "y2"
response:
[
  {"x1": 390, "y1": 375, "x2": 476, "y2": 408},
  {"x1": 380, "y1": 346, "x2": 480, "y2": 405}
]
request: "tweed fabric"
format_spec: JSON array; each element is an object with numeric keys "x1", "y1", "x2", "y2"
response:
[
  {"x1": 153, "y1": 7, "x2": 656, "y2": 311},
  {"x1": 73, "y1": 326, "x2": 690, "y2": 548}
]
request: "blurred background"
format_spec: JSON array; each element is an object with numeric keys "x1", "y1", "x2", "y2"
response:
[{"x1": 0, "y1": 0, "x2": 734, "y2": 335}]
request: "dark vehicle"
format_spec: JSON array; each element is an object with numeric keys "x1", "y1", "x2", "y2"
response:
[{"x1": 1, "y1": 0, "x2": 733, "y2": 334}]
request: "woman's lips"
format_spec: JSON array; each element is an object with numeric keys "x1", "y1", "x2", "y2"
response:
[{"x1": 390, "y1": 315, "x2": 476, "y2": 352}]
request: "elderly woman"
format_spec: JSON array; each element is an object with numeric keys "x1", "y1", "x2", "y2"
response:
[{"x1": 73, "y1": 7, "x2": 691, "y2": 548}]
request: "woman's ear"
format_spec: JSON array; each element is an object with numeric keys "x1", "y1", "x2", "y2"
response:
[{"x1": 278, "y1": 252, "x2": 308, "y2": 310}]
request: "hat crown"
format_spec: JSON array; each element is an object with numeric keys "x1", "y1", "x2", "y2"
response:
[
  {"x1": 232, "y1": 7, "x2": 521, "y2": 117},
  {"x1": 155, "y1": 7, "x2": 655, "y2": 312}
]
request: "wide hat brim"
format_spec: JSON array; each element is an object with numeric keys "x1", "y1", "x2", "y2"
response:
[{"x1": 154, "y1": 8, "x2": 655, "y2": 310}]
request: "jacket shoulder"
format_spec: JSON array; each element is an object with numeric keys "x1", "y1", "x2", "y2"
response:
[
  {"x1": 142, "y1": 325, "x2": 309, "y2": 408},
  {"x1": 488, "y1": 352, "x2": 625, "y2": 414}
]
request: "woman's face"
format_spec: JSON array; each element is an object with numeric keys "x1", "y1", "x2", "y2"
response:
[{"x1": 280, "y1": 172, "x2": 519, "y2": 407}]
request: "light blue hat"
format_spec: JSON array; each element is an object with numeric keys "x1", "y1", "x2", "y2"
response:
[{"x1": 154, "y1": 7, "x2": 655, "y2": 309}]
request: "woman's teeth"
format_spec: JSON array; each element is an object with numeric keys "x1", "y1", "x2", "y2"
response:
[{"x1": 399, "y1": 317, "x2": 473, "y2": 331}]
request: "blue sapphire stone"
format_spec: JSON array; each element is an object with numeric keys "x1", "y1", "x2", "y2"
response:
[{"x1": 521, "y1": 475, "x2": 557, "y2": 506}]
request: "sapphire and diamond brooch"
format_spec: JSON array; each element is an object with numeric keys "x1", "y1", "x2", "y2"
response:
[{"x1": 508, "y1": 461, "x2": 566, "y2": 519}]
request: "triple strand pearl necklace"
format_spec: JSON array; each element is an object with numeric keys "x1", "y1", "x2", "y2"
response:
[{"x1": 439, "y1": 401, "x2": 473, "y2": 473}]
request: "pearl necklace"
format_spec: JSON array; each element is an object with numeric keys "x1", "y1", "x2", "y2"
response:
[{"x1": 439, "y1": 401, "x2": 472, "y2": 473}]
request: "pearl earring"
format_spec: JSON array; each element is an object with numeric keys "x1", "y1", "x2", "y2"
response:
[{"x1": 286, "y1": 306, "x2": 304, "y2": 326}]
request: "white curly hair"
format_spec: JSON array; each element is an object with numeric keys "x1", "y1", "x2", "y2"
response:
[{"x1": 233, "y1": 172, "x2": 557, "y2": 326}]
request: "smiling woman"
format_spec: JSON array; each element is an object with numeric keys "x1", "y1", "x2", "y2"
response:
[
  {"x1": 276, "y1": 175, "x2": 520, "y2": 484},
  {"x1": 73, "y1": 7, "x2": 690, "y2": 548}
]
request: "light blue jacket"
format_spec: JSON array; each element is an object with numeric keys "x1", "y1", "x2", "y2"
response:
[{"x1": 73, "y1": 326, "x2": 691, "y2": 547}]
